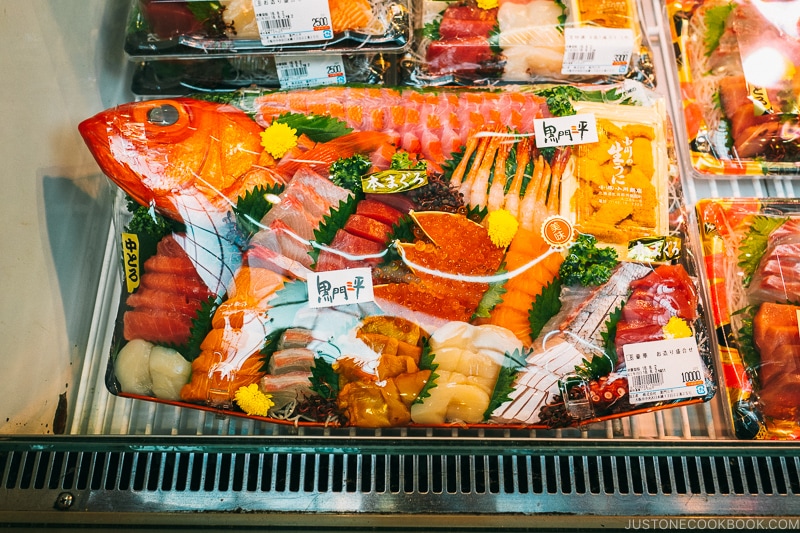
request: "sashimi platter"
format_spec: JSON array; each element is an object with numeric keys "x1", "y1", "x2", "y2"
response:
[
  {"x1": 697, "y1": 199, "x2": 800, "y2": 439},
  {"x1": 79, "y1": 83, "x2": 717, "y2": 429},
  {"x1": 668, "y1": 0, "x2": 800, "y2": 177}
]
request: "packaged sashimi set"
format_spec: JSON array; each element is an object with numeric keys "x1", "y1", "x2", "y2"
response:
[
  {"x1": 404, "y1": 0, "x2": 656, "y2": 87},
  {"x1": 697, "y1": 199, "x2": 800, "y2": 439},
  {"x1": 667, "y1": 0, "x2": 800, "y2": 177},
  {"x1": 78, "y1": 83, "x2": 717, "y2": 431},
  {"x1": 125, "y1": 0, "x2": 412, "y2": 58}
]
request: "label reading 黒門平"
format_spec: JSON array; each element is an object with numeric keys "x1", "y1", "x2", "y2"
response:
[
  {"x1": 533, "y1": 114, "x2": 599, "y2": 148},
  {"x1": 253, "y1": 0, "x2": 333, "y2": 46},
  {"x1": 308, "y1": 267, "x2": 375, "y2": 308},
  {"x1": 561, "y1": 27, "x2": 634, "y2": 75},
  {"x1": 276, "y1": 54, "x2": 346, "y2": 89},
  {"x1": 121, "y1": 232, "x2": 140, "y2": 294},
  {"x1": 623, "y1": 336, "x2": 706, "y2": 405}
]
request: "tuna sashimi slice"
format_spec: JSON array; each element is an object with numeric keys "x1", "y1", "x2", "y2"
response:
[
  {"x1": 140, "y1": 272, "x2": 213, "y2": 299},
  {"x1": 343, "y1": 214, "x2": 392, "y2": 244},
  {"x1": 123, "y1": 309, "x2": 194, "y2": 346},
  {"x1": 142, "y1": 254, "x2": 199, "y2": 276},
  {"x1": 126, "y1": 287, "x2": 204, "y2": 316},
  {"x1": 355, "y1": 199, "x2": 404, "y2": 226}
]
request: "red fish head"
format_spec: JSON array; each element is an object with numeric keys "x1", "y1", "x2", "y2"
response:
[{"x1": 79, "y1": 98, "x2": 265, "y2": 222}]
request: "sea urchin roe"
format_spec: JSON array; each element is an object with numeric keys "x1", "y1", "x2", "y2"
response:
[{"x1": 571, "y1": 118, "x2": 658, "y2": 244}]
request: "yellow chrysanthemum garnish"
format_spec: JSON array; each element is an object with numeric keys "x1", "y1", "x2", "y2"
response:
[
  {"x1": 662, "y1": 316, "x2": 692, "y2": 339},
  {"x1": 485, "y1": 209, "x2": 519, "y2": 248},
  {"x1": 234, "y1": 383, "x2": 274, "y2": 416},
  {"x1": 477, "y1": 0, "x2": 498, "y2": 9},
  {"x1": 261, "y1": 122, "x2": 298, "y2": 159}
]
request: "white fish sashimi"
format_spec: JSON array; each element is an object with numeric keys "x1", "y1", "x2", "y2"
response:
[{"x1": 497, "y1": 0, "x2": 566, "y2": 79}]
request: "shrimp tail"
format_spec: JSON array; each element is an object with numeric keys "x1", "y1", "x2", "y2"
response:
[
  {"x1": 458, "y1": 134, "x2": 491, "y2": 201},
  {"x1": 468, "y1": 132, "x2": 502, "y2": 209},
  {"x1": 487, "y1": 141, "x2": 512, "y2": 212},
  {"x1": 503, "y1": 138, "x2": 531, "y2": 219},
  {"x1": 449, "y1": 135, "x2": 480, "y2": 188}
]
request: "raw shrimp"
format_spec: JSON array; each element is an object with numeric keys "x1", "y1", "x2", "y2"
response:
[
  {"x1": 449, "y1": 135, "x2": 480, "y2": 188},
  {"x1": 458, "y1": 134, "x2": 492, "y2": 200},
  {"x1": 502, "y1": 138, "x2": 532, "y2": 219},
  {"x1": 486, "y1": 140, "x2": 513, "y2": 212},
  {"x1": 468, "y1": 133, "x2": 503, "y2": 208},
  {"x1": 519, "y1": 155, "x2": 552, "y2": 232}
]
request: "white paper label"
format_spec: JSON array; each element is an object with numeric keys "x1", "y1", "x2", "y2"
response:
[
  {"x1": 276, "y1": 54, "x2": 346, "y2": 89},
  {"x1": 307, "y1": 267, "x2": 374, "y2": 308},
  {"x1": 623, "y1": 336, "x2": 706, "y2": 405},
  {"x1": 561, "y1": 27, "x2": 634, "y2": 75},
  {"x1": 533, "y1": 114, "x2": 599, "y2": 148},
  {"x1": 252, "y1": 0, "x2": 333, "y2": 46}
]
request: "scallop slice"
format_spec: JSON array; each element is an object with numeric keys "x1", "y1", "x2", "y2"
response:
[
  {"x1": 115, "y1": 339, "x2": 154, "y2": 395},
  {"x1": 149, "y1": 346, "x2": 192, "y2": 400}
]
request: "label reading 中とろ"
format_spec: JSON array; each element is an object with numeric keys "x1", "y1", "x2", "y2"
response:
[
  {"x1": 121, "y1": 232, "x2": 140, "y2": 294},
  {"x1": 561, "y1": 27, "x2": 635, "y2": 75},
  {"x1": 308, "y1": 267, "x2": 375, "y2": 308},
  {"x1": 276, "y1": 54, "x2": 346, "y2": 89},
  {"x1": 253, "y1": 0, "x2": 333, "y2": 46},
  {"x1": 533, "y1": 114, "x2": 599, "y2": 148},
  {"x1": 623, "y1": 336, "x2": 707, "y2": 405}
]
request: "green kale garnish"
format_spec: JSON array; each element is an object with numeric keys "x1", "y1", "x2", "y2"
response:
[
  {"x1": 484, "y1": 348, "x2": 528, "y2": 420},
  {"x1": 559, "y1": 234, "x2": 619, "y2": 286},
  {"x1": 413, "y1": 338, "x2": 438, "y2": 404},
  {"x1": 421, "y1": 17, "x2": 441, "y2": 41},
  {"x1": 534, "y1": 85, "x2": 585, "y2": 117},
  {"x1": 330, "y1": 154, "x2": 372, "y2": 193},
  {"x1": 528, "y1": 278, "x2": 563, "y2": 341},
  {"x1": 233, "y1": 183, "x2": 285, "y2": 241},
  {"x1": 738, "y1": 215, "x2": 787, "y2": 286},
  {"x1": 390, "y1": 151, "x2": 427, "y2": 171},
  {"x1": 275, "y1": 112, "x2": 352, "y2": 143},
  {"x1": 125, "y1": 197, "x2": 183, "y2": 240},
  {"x1": 703, "y1": 3, "x2": 735, "y2": 57}
]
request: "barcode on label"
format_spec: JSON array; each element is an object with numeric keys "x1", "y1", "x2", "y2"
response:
[
  {"x1": 257, "y1": 16, "x2": 292, "y2": 34},
  {"x1": 629, "y1": 372, "x2": 664, "y2": 389},
  {"x1": 566, "y1": 49, "x2": 596, "y2": 64},
  {"x1": 279, "y1": 64, "x2": 309, "y2": 79}
]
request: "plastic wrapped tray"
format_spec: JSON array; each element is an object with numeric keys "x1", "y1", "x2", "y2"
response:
[
  {"x1": 77, "y1": 83, "x2": 717, "y2": 430},
  {"x1": 401, "y1": 0, "x2": 657, "y2": 87},
  {"x1": 666, "y1": 0, "x2": 800, "y2": 178},
  {"x1": 696, "y1": 198, "x2": 800, "y2": 439},
  {"x1": 124, "y1": 0, "x2": 412, "y2": 58},
  {"x1": 131, "y1": 53, "x2": 398, "y2": 97}
]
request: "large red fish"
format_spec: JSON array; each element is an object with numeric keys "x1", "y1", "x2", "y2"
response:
[{"x1": 78, "y1": 98, "x2": 279, "y2": 224}]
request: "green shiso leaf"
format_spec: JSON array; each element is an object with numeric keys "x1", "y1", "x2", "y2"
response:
[
  {"x1": 484, "y1": 348, "x2": 528, "y2": 420},
  {"x1": 600, "y1": 302, "x2": 624, "y2": 373},
  {"x1": 737, "y1": 215, "x2": 787, "y2": 286},
  {"x1": 274, "y1": 112, "x2": 352, "y2": 143},
  {"x1": 413, "y1": 338, "x2": 438, "y2": 405},
  {"x1": 528, "y1": 278, "x2": 563, "y2": 342},
  {"x1": 308, "y1": 194, "x2": 361, "y2": 266},
  {"x1": 733, "y1": 305, "x2": 760, "y2": 389},
  {"x1": 182, "y1": 296, "x2": 218, "y2": 362},
  {"x1": 309, "y1": 357, "x2": 339, "y2": 400},
  {"x1": 473, "y1": 265, "x2": 508, "y2": 319},
  {"x1": 233, "y1": 183, "x2": 285, "y2": 241},
  {"x1": 703, "y1": 3, "x2": 735, "y2": 57}
]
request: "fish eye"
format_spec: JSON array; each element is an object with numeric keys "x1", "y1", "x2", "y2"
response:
[{"x1": 147, "y1": 104, "x2": 180, "y2": 126}]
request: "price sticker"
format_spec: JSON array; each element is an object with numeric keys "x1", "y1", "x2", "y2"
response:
[
  {"x1": 308, "y1": 267, "x2": 375, "y2": 308},
  {"x1": 252, "y1": 0, "x2": 333, "y2": 46},
  {"x1": 533, "y1": 114, "x2": 599, "y2": 148},
  {"x1": 561, "y1": 27, "x2": 635, "y2": 75},
  {"x1": 623, "y1": 336, "x2": 706, "y2": 405},
  {"x1": 276, "y1": 54, "x2": 346, "y2": 89}
]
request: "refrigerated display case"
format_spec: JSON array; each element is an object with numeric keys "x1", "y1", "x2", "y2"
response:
[{"x1": 2, "y1": 0, "x2": 800, "y2": 529}]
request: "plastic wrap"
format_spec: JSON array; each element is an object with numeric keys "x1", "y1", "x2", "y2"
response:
[
  {"x1": 78, "y1": 83, "x2": 716, "y2": 430},
  {"x1": 668, "y1": 0, "x2": 800, "y2": 177},
  {"x1": 402, "y1": 0, "x2": 656, "y2": 87},
  {"x1": 697, "y1": 198, "x2": 800, "y2": 439},
  {"x1": 131, "y1": 54, "x2": 398, "y2": 97},
  {"x1": 125, "y1": 0, "x2": 412, "y2": 58}
]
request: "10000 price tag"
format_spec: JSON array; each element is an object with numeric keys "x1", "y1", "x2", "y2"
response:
[{"x1": 623, "y1": 336, "x2": 707, "y2": 405}]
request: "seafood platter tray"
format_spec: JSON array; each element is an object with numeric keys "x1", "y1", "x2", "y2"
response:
[
  {"x1": 124, "y1": 0, "x2": 412, "y2": 59},
  {"x1": 403, "y1": 0, "x2": 657, "y2": 88},
  {"x1": 697, "y1": 198, "x2": 800, "y2": 440},
  {"x1": 130, "y1": 53, "x2": 399, "y2": 97},
  {"x1": 78, "y1": 82, "x2": 719, "y2": 432},
  {"x1": 665, "y1": 0, "x2": 800, "y2": 179}
]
